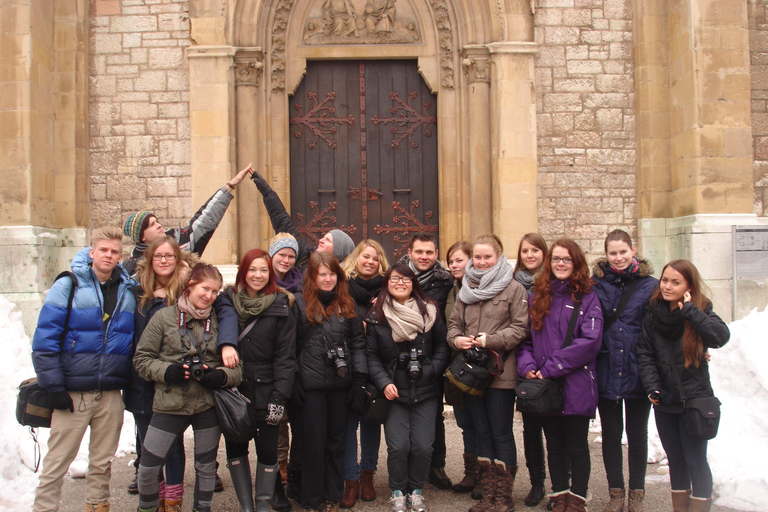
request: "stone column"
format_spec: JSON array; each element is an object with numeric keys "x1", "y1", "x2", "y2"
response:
[
  {"x1": 187, "y1": 45, "x2": 239, "y2": 265},
  {"x1": 234, "y1": 48, "x2": 264, "y2": 258},
  {"x1": 488, "y1": 42, "x2": 538, "y2": 250},
  {"x1": 636, "y1": 0, "x2": 757, "y2": 321},
  {"x1": 462, "y1": 46, "x2": 492, "y2": 239}
]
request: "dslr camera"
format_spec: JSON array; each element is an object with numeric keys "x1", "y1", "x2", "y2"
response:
[
  {"x1": 326, "y1": 346, "x2": 349, "y2": 378},
  {"x1": 462, "y1": 345, "x2": 488, "y2": 366},
  {"x1": 399, "y1": 347, "x2": 424, "y2": 380},
  {"x1": 183, "y1": 356, "x2": 206, "y2": 381}
]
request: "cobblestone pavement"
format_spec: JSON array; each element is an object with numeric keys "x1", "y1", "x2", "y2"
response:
[{"x1": 56, "y1": 408, "x2": 749, "y2": 512}]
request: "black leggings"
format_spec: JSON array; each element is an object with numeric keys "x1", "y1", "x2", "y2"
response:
[
  {"x1": 598, "y1": 397, "x2": 652, "y2": 490},
  {"x1": 541, "y1": 415, "x2": 591, "y2": 498},
  {"x1": 225, "y1": 420, "x2": 279, "y2": 465},
  {"x1": 138, "y1": 408, "x2": 220, "y2": 510}
]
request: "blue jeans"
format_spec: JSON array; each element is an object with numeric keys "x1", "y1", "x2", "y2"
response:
[
  {"x1": 654, "y1": 409, "x2": 713, "y2": 498},
  {"x1": 453, "y1": 403, "x2": 477, "y2": 455},
  {"x1": 134, "y1": 412, "x2": 186, "y2": 486},
  {"x1": 344, "y1": 412, "x2": 381, "y2": 480},
  {"x1": 464, "y1": 388, "x2": 517, "y2": 466}
]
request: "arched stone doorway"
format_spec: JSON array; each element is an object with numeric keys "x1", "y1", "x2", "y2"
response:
[{"x1": 186, "y1": 0, "x2": 538, "y2": 259}]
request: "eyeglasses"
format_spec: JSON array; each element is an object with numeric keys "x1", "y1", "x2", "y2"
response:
[
  {"x1": 152, "y1": 253, "x2": 176, "y2": 261},
  {"x1": 551, "y1": 256, "x2": 573, "y2": 264},
  {"x1": 389, "y1": 275, "x2": 412, "y2": 284}
]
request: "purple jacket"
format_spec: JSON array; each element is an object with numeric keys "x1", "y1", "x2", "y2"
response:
[{"x1": 517, "y1": 279, "x2": 604, "y2": 417}]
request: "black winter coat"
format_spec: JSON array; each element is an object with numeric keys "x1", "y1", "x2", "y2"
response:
[
  {"x1": 365, "y1": 310, "x2": 450, "y2": 406},
  {"x1": 224, "y1": 288, "x2": 297, "y2": 416},
  {"x1": 295, "y1": 295, "x2": 366, "y2": 391},
  {"x1": 636, "y1": 301, "x2": 729, "y2": 414},
  {"x1": 592, "y1": 258, "x2": 658, "y2": 401}
]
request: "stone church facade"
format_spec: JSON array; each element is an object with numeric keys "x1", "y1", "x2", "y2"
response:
[{"x1": 2, "y1": 0, "x2": 766, "y2": 333}]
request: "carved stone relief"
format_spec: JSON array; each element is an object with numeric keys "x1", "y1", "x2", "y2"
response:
[
  {"x1": 429, "y1": 0, "x2": 454, "y2": 89},
  {"x1": 462, "y1": 56, "x2": 490, "y2": 83},
  {"x1": 302, "y1": 0, "x2": 420, "y2": 44},
  {"x1": 271, "y1": 0, "x2": 294, "y2": 91},
  {"x1": 235, "y1": 60, "x2": 264, "y2": 86}
]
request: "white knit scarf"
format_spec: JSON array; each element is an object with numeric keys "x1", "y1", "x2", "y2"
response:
[
  {"x1": 382, "y1": 297, "x2": 437, "y2": 343},
  {"x1": 458, "y1": 255, "x2": 515, "y2": 304}
]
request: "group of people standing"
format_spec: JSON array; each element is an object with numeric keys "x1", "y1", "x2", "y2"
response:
[{"x1": 29, "y1": 163, "x2": 730, "y2": 512}]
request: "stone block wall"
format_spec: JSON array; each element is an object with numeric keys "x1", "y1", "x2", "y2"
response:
[
  {"x1": 88, "y1": 0, "x2": 191, "y2": 237},
  {"x1": 751, "y1": 0, "x2": 768, "y2": 216},
  {"x1": 534, "y1": 0, "x2": 637, "y2": 255}
]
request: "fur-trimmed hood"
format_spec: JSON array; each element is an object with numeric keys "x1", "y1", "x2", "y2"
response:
[{"x1": 592, "y1": 257, "x2": 654, "y2": 280}]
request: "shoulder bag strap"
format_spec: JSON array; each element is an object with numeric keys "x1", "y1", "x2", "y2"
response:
[
  {"x1": 54, "y1": 271, "x2": 78, "y2": 344},
  {"x1": 562, "y1": 295, "x2": 583, "y2": 349},
  {"x1": 665, "y1": 341, "x2": 688, "y2": 404},
  {"x1": 603, "y1": 279, "x2": 640, "y2": 330},
  {"x1": 238, "y1": 317, "x2": 260, "y2": 342}
]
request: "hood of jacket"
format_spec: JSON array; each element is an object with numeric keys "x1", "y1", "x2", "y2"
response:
[{"x1": 591, "y1": 257, "x2": 654, "y2": 281}]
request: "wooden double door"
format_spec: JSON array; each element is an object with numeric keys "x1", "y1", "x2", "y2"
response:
[{"x1": 289, "y1": 60, "x2": 438, "y2": 260}]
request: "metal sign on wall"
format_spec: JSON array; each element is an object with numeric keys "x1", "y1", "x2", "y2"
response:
[{"x1": 732, "y1": 225, "x2": 768, "y2": 319}]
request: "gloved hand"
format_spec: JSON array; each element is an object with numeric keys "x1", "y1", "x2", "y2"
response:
[
  {"x1": 250, "y1": 170, "x2": 272, "y2": 194},
  {"x1": 48, "y1": 391, "x2": 74, "y2": 412},
  {"x1": 164, "y1": 362, "x2": 188, "y2": 384},
  {"x1": 265, "y1": 401, "x2": 286, "y2": 425},
  {"x1": 348, "y1": 373, "x2": 368, "y2": 415},
  {"x1": 199, "y1": 368, "x2": 228, "y2": 389}
]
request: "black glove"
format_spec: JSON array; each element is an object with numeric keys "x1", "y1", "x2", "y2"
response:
[
  {"x1": 348, "y1": 374, "x2": 368, "y2": 415},
  {"x1": 49, "y1": 391, "x2": 74, "y2": 412},
  {"x1": 164, "y1": 362, "x2": 188, "y2": 384},
  {"x1": 250, "y1": 170, "x2": 272, "y2": 194},
  {"x1": 266, "y1": 400, "x2": 286, "y2": 425},
  {"x1": 199, "y1": 369, "x2": 228, "y2": 389}
]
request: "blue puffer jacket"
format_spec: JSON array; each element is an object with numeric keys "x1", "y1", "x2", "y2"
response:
[
  {"x1": 592, "y1": 258, "x2": 657, "y2": 401},
  {"x1": 32, "y1": 248, "x2": 137, "y2": 393}
]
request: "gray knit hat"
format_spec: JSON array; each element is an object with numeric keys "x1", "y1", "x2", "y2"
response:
[
  {"x1": 329, "y1": 229, "x2": 354, "y2": 262},
  {"x1": 269, "y1": 235, "x2": 299, "y2": 258}
]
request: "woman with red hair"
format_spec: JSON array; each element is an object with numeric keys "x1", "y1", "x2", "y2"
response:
[
  {"x1": 223, "y1": 249, "x2": 298, "y2": 512},
  {"x1": 517, "y1": 239, "x2": 604, "y2": 512},
  {"x1": 296, "y1": 251, "x2": 366, "y2": 512}
]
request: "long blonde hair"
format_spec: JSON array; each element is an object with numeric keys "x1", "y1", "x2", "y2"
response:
[
  {"x1": 136, "y1": 236, "x2": 199, "y2": 310},
  {"x1": 342, "y1": 239, "x2": 389, "y2": 279}
]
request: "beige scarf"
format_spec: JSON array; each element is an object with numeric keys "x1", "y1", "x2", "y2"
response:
[
  {"x1": 178, "y1": 293, "x2": 212, "y2": 320},
  {"x1": 382, "y1": 297, "x2": 437, "y2": 343}
]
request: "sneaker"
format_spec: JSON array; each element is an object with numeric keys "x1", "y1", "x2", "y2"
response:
[
  {"x1": 390, "y1": 490, "x2": 408, "y2": 512},
  {"x1": 408, "y1": 490, "x2": 428, "y2": 512}
]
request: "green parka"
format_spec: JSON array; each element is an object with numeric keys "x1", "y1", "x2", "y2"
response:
[{"x1": 134, "y1": 304, "x2": 243, "y2": 415}]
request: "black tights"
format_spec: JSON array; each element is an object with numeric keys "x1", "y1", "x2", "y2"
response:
[
  {"x1": 598, "y1": 397, "x2": 652, "y2": 490},
  {"x1": 225, "y1": 420, "x2": 280, "y2": 465}
]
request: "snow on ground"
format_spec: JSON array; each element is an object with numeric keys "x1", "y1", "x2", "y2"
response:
[{"x1": 0, "y1": 295, "x2": 766, "y2": 511}]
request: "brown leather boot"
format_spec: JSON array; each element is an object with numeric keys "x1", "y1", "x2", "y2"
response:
[
  {"x1": 340, "y1": 480, "x2": 359, "y2": 509},
  {"x1": 163, "y1": 499, "x2": 183, "y2": 512},
  {"x1": 627, "y1": 489, "x2": 644, "y2": 512},
  {"x1": 468, "y1": 459, "x2": 497, "y2": 512},
  {"x1": 488, "y1": 461, "x2": 516, "y2": 512},
  {"x1": 566, "y1": 492, "x2": 587, "y2": 512},
  {"x1": 453, "y1": 453, "x2": 479, "y2": 494},
  {"x1": 85, "y1": 504, "x2": 110, "y2": 512},
  {"x1": 671, "y1": 490, "x2": 691, "y2": 512},
  {"x1": 549, "y1": 491, "x2": 569, "y2": 512},
  {"x1": 601, "y1": 488, "x2": 625, "y2": 512},
  {"x1": 689, "y1": 497, "x2": 712, "y2": 512},
  {"x1": 360, "y1": 469, "x2": 376, "y2": 501}
]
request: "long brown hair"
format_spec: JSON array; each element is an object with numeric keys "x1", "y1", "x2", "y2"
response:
[
  {"x1": 234, "y1": 248, "x2": 279, "y2": 296},
  {"x1": 514, "y1": 233, "x2": 548, "y2": 273},
  {"x1": 650, "y1": 259, "x2": 711, "y2": 368},
  {"x1": 303, "y1": 251, "x2": 356, "y2": 324},
  {"x1": 137, "y1": 236, "x2": 187, "y2": 310},
  {"x1": 530, "y1": 239, "x2": 592, "y2": 331}
]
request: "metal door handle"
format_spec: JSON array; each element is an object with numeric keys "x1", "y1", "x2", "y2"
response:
[
  {"x1": 317, "y1": 189, "x2": 336, "y2": 194},
  {"x1": 393, "y1": 188, "x2": 411, "y2": 193}
]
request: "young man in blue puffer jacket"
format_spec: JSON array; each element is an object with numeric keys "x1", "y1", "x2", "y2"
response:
[{"x1": 32, "y1": 226, "x2": 137, "y2": 512}]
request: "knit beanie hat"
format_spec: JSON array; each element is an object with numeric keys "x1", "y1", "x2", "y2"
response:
[
  {"x1": 124, "y1": 210, "x2": 153, "y2": 244},
  {"x1": 329, "y1": 229, "x2": 354, "y2": 262},
  {"x1": 269, "y1": 234, "x2": 299, "y2": 258}
]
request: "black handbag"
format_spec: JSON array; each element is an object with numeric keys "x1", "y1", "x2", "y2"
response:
[
  {"x1": 515, "y1": 378, "x2": 563, "y2": 415},
  {"x1": 516, "y1": 295, "x2": 582, "y2": 414},
  {"x1": 16, "y1": 377, "x2": 53, "y2": 428},
  {"x1": 360, "y1": 381, "x2": 392, "y2": 424},
  {"x1": 666, "y1": 343, "x2": 721, "y2": 440},
  {"x1": 213, "y1": 387, "x2": 253, "y2": 443},
  {"x1": 445, "y1": 347, "x2": 505, "y2": 397}
]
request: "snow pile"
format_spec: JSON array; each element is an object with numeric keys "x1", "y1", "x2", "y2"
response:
[{"x1": 708, "y1": 307, "x2": 768, "y2": 510}]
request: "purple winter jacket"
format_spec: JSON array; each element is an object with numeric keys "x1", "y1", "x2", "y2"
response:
[{"x1": 517, "y1": 279, "x2": 604, "y2": 417}]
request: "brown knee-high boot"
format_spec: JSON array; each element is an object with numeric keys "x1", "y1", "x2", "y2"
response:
[
  {"x1": 468, "y1": 459, "x2": 497, "y2": 512},
  {"x1": 488, "y1": 461, "x2": 516, "y2": 512}
]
